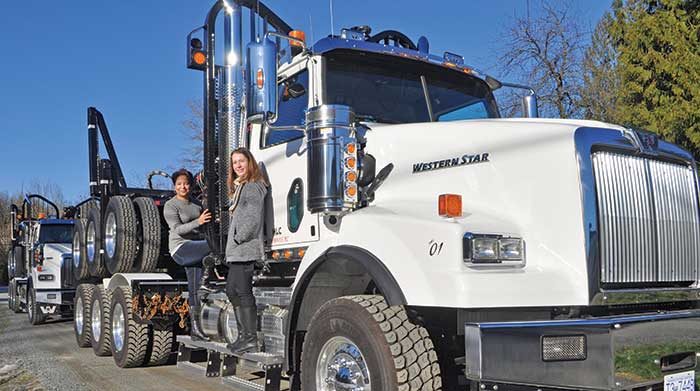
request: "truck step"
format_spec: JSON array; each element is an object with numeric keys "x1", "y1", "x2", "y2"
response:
[{"x1": 177, "y1": 336, "x2": 283, "y2": 391}]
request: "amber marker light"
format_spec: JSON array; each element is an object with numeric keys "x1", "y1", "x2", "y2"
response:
[
  {"x1": 345, "y1": 171, "x2": 357, "y2": 182},
  {"x1": 438, "y1": 194, "x2": 462, "y2": 218},
  {"x1": 271, "y1": 251, "x2": 280, "y2": 260},
  {"x1": 283, "y1": 249, "x2": 293, "y2": 259},
  {"x1": 345, "y1": 143, "x2": 356, "y2": 154},
  {"x1": 346, "y1": 184, "x2": 357, "y2": 197},
  {"x1": 289, "y1": 30, "x2": 306, "y2": 47},
  {"x1": 256, "y1": 69, "x2": 264, "y2": 89},
  {"x1": 345, "y1": 157, "x2": 356, "y2": 169},
  {"x1": 297, "y1": 248, "x2": 306, "y2": 258},
  {"x1": 193, "y1": 51, "x2": 206, "y2": 66}
]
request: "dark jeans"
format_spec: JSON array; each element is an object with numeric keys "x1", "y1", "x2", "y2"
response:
[
  {"x1": 172, "y1": 240, "x2": 210, "y2": 306},
  {"x1": 226, "y1": 261, "x2": 256, "y2": 307}
]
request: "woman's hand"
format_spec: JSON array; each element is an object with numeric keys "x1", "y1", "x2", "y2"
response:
[{"x1": 198, "y1": 209, "x2": 212, "y2": 225}]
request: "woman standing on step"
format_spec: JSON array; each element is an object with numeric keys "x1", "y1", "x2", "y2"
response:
[{"x1": 225, "y1": 147, "x2": 267, "y2": 354}]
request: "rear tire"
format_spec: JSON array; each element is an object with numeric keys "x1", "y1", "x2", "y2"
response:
[
  {"x1": 27, "y1": 283, "x2": 47, "y2": 325},
  {"x1": 301, "y1": 295, "x2": 442, "y2": 391},
  {"x1": 72, "y1": 219, "x2": 90, "y2": 281},
  {"x1": 132, "y1": 197, "x2": 161, "y2": 273},
  {"x1": 7, "y1": 249, "x2": 14, "y2": 280},
  {"x1": 104, "y1": 196, "x2": 138, "y2": 274},
  {"x1": 74, "y1": 284, "x2": 95, "y2": 347},
  {"x1": 145, "y1": 326, "x2": 175, "y2": 366},
  {"x1": 90, "y1": 286, "x2": 112, "y2": 356},
  {"x1": 86, "y1": 207, "x2": 108, "y2": 277},
  {"x1": 110, "y1": 286, "x2": 149, "y2": 368},
  {"x1": 13, "y1": 247, "x2": 25, "y2": 278},
  {"x1": 10, "y1": 281, "x2": 22, "y2": 313}
]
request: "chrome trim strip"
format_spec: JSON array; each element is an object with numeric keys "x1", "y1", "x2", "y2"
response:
[{"x1": 574, "y1": 127, "x2": 699, "y2": 305}]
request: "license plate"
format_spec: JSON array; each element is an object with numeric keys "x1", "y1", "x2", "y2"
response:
[{"x1": 664, "y1": 370, "x2": 695, "y2": 391}]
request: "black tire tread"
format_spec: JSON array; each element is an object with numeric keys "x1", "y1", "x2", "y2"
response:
[
  {"x1": 91, "y1": 286, "x2": 112, "y2": 356},
  {"x1": 72, "y1": 219, "x2": 90, "y2": 281},
  {"x1": 145, "y1": 327, "x2": 174, "y2": 366},
  {"x1": 133, "y1": 197, "x2": 161, "y2": 273},
  {"x1": 111, "y1": 286, "x2": 149, "y2": 368},
  {"x1": 74, "y1": 284, "x2": 95, "y2": 347},
  {"x1": 86, "y1": 207, "x2": 108, "y2": 277},
  {"x1": 105, "y1": 196, "x2": 138, "y2": 274},
  {"x1": 303, "y1": 295, "x2": 442, "y2": 391},
  {"x1": 28, "y1": 284, "x2": 47, "y2": 325},
  {"x1": 13, "y1": 247, "x2": 25, "y2": 278}
]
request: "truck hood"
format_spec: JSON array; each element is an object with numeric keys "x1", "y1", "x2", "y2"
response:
[{"x1": 44, "y1": 243, "x2": 71, "y2": 256}]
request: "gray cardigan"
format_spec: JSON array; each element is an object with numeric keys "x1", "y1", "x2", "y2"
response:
[
  {"x1": 225, "y1": 180, "x2": 267, "y2": 263},
  {"x1": 163, "y1": 196, "x2": 204, "y2": 254}
]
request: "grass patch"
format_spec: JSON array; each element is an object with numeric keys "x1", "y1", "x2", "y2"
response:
[{"x1": 616, "y1": 341, "x2": 700, "y2": 381}]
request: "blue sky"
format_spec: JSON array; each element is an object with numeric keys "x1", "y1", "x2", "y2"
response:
[{"x1": 0, "y1": 1, "x2": 611, "y2": 203}]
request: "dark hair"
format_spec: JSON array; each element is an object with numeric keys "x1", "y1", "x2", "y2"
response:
[
  {"x1": 227, "y1": 148, "x2": 266, "y2": 196},
  {"x1": 171, "y1": 168, "x2": 194, "y2": 185}
]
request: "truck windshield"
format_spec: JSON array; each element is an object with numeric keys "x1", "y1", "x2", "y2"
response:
[
  {"x1": 324, "y1": 50, "x2": 499, "y2": 124},
  {"x1": 38, "y1": 224, "x2": 73, "y2": 244}
]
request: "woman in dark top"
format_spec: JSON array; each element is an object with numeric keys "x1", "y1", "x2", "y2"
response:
[
  {"x1": 163, "y1": 168, "x2": 211, "y2": 340},
  {"x1": 225, "y1": 148, "x2": 267, "y2": 353}
]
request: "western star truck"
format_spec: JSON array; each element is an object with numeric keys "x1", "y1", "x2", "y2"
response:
[
  {"x1": 7, "y1": 195, "x2": 76, "y2": 324},
  {"x1": 69, "y1": 1, "x2": 700, "y2": 390}
]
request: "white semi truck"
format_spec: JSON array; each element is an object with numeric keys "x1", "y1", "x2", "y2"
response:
[
  {"x1": 7, "y1": 195, "x2": 76, "y2": 325},
  {"x1": 71, "y1": 1, "x2": 700, "y2": 390}
]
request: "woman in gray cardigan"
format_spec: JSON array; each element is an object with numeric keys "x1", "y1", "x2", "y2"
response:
[{"x1": 225, "y1": 148, "x2": 267, "y2": 354}]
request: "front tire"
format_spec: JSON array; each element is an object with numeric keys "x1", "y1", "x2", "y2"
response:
[
  {"x1": 90, "y1": 286, "x2": 112, "y2": 356},
  {"x1": 301, "y1": 295, "x2": 442, "y2": 391},
  {"x1": 74, "y1": 284, "x2": 95, "y2": 347},
  {"x1": 27, "y1": 284, "x2": 47, "y2": 325},
  {"x1": 110, "y1": 286, "x2": 149, "y2": 368}
]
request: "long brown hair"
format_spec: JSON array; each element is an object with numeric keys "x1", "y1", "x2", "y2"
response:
[{"x1": 227, "y1": 147, "x2": 266, "y2": 196}]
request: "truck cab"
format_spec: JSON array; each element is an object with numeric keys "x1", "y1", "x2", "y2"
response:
[{"x1": 10, "y1": 196, "x2": 76, "y2": 325}]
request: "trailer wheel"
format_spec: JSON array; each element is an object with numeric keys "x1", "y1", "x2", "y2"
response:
[
  {"x1": 132, "y1": 197, "x2": 161, "y2": 273},
  {"x1": 90, "y1": 286, "x2": 112, "y2": 356},
  {"x1": 72, "y1": 219, "x2": 90, "y2": 281},
  {"x1": 145, "y1": 326, "x2": 175, "y2": 366},
  {"x1": 74, "y1": 284, "x2": 95, "y2": 347},
  {"x1": 86, "y1": 207, "x2": 108, "y2": 277},
  {"x1": 13, "y1": 246, "x2": 25, "y2": 278},
  {"x1": 110, "y1": 286, "x2": 149, "y2": 368},
  {"x1": 301, "y1": 295, "x2": 442, "y2": 391},
  {"x1": 104, "y1": 196, "x2": 138, "y2": 275},
  {"x1": 27, "y1": 282, "x2": 47, "y2": 325}
]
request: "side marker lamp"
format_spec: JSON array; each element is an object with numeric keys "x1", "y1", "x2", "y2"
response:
[{"x1": 438, "y1": 194, "x2": 462, "y2": 218}]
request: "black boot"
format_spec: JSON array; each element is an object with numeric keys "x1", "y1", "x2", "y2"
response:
[
  {"x1": 190, "y1": 305, "x2": 209, "y2": 341},
  {"x1": 227, "y1": 306, "x2": 258, "y2": 354},
  {"x1": 199, "y1": 255, "x2": 217, "y2": 293}
]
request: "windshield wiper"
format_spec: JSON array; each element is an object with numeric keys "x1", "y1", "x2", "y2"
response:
[{"x1": 420, "y1": 75, "x2": 435, "y2": 122}]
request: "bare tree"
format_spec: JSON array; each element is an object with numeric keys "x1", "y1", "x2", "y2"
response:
[
  {"x1": 498, "y1": 1, "x2": 587, "y2": 118},
  {"x1": 181, "y1": 99, "x2": 204, "y2": 170}
]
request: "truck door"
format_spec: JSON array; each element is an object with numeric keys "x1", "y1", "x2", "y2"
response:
[{"x1": 254, "y1": 69, "x2": 320, "y2": 246}]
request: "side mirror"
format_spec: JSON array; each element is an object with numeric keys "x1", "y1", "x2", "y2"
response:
[
  {"x1": 247, "y1": 37, "x2": 278, "y2": 122},
  {"x1": 521, "y1": 94, "x2": 539, "y2": 118}
]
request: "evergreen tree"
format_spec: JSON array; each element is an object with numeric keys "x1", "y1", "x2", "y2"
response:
[{"x1": 614, "y1": 0, "x2": 700, "y2": 155}]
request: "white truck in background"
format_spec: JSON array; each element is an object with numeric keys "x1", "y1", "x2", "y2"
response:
[{"x1": 7, "y1": 195, "x2": 76, "y2": 325}]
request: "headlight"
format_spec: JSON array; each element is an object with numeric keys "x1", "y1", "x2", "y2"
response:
[{"x1": 464, "y1": 233, "x2": 525, "y2": 267}]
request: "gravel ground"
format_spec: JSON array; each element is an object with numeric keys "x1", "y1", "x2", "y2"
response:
[{"x1": 0, "y1": 299, "x2": 242, "y2": 391}]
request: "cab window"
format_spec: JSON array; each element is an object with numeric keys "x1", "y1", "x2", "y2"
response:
[{"x1": 263, "y1": 71, "x2": 308, "y2": 147}]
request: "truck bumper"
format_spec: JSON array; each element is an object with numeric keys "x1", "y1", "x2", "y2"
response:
[{"x1": 464, "y1": 309, "x2": 700, "y2": 390}]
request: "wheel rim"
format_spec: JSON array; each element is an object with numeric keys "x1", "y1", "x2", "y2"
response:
[
  {"x1": 316, "y1": 336, "x2": 371, "y2": 391},
  {"x1": 75, "y1": 297, "x2": 84, "y2": 335},
  {"x1": 112, "y1": 302, "x2": 125, "y2": 352},
  {"x1": 91, "y1": 298, "x2": 102, "y2": 341},
  {"x1": 73, "y1": 232, "x2": 81, "y2": 268},
  {"x1": 86, "y1": 222, "x2": 96, "y2": 263},
  {"x1": 28, "y1": 290, "x2": 34, "y2": 321},
  {"x1": 222, "y1": 305, "x2": 239, "y2": 343},
  {"x1": 104, "y1": 212, "x2": 117, "y2": 259}
]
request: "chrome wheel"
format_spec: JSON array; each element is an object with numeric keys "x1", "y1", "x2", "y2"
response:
[
  {"x1": 104, "y1": 212, "x2": 117, "y2": 259},
  {"x1": 222, "y1": 304, "x2": 239, "y2": 344},
  {"x1": 112, "y1": 302, "x2": 125, "y2": 352},
  {"x1": 75, "y1": 297, "x2": 84, "y2": 335},
  {"x1": 316, "y1": 336, "x2": 371, "y2": 391},
  {"x1": 91, "y1": 298, "x2": 102, "y2": 341},
  {"x1": 73, "y1": 232, "x2": 81, "y2": 268},
  {"x1": 86, "y1": 221, "x2": 96, "y2": 263}
]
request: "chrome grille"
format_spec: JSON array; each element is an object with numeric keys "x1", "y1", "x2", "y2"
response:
[{"x1": 592, "y1": 151, "x2": 700, "y2": 284}]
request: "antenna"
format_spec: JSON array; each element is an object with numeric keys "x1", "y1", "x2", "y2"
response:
[
  {"x1": 309, "y1": 14, "x2": 315, "y2": 45},
  {"x1": 329, "y1": 0, "x2": 334, "y2": 36}
]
